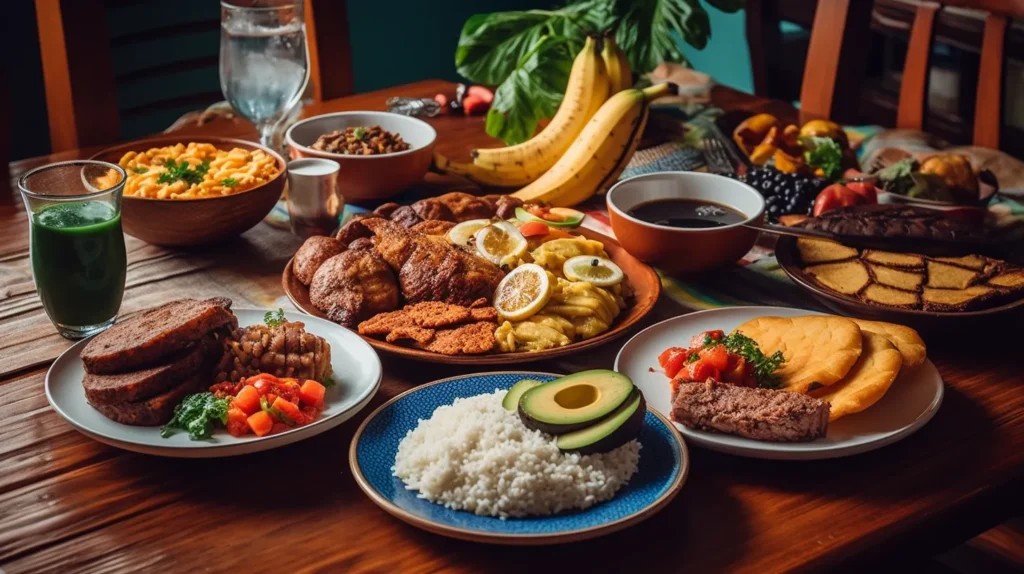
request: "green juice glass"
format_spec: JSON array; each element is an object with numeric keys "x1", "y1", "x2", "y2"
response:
[{"x1": 19, "y1": 161, "x2": 128, "y2": 339}]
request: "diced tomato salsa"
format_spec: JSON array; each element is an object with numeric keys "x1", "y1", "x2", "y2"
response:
[
  {"x1": 209, "y1": 373, "x2": 327, "y2": 438},
  {"x1": 658, "y1": 329, "x2": 758, "y2": 391}
]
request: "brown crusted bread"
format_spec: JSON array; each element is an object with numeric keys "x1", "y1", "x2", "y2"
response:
[
  {"x1": 671, "y1": 379, "x2": 830, "y2": 442},
  {"x1": 82, "y1": 336, "x2": 219, "y2": 405},
  {"x1": 89, "y1": 375, "x2": 203, "y2": 426},
  {"x1": 81, "y1": 298, "x2": 236, "y2": 375}
]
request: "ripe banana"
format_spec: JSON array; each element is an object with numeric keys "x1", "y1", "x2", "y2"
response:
[
  {"x1": 602, "y1": 33, "x2": 632, "y2": 93},
  {"x1": 511, "y1": 83, "x2": 672, "y2": 207},
  {"x1": 435, "y1": 35, "x2": 610, "y2": 187}
]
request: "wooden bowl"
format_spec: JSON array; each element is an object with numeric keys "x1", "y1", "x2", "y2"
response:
[
  {"x1": 606, "y1": 172, "x2": 765, "y2": 274},
  {"x1": 285, "y1": 111, "x2": 436, "y2": 204},
  {"x1": 775, "y1": 235, "x2": 1024, "y2": 334},
  {"x1": 281, "y1": 227, "x2": 661, "y2": 364},
  {"x1": 91, "y1": 136, "x2": 287, "y2": 247}
]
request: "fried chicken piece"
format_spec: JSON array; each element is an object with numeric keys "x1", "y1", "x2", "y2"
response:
[
  {"x1": 335, "y1": 214, "x2": 382, "y2": 245},
  {"x1": 348, "y1": 237, "x2": 374, "y2": 251},
  {"x1": 482, "y1": 194, "x2": 523, "y2": 220},
  {"x1": 433, "y1": 192, "x2": 494, "y2": 222},
  {"x1": 403, "y1": 301, "x2": 472, "y2": 327},
  {"x1": 309, "y1": 249, "x2": 399, "y2": 327},
  {"x1": 410, "y1": 219, "x2": 457, "y2": 237},
  {"x1": 293, "y1": 236, "x2": 346, "y2": 285},
  {"x1": 469, "y1": 297, "x2": 488, "y2": 308},
  {"x1": 416, "y1": 322, "x2": 497, "y2": 355},
  {"x1": 389, "y1": 205, "x2": 422, "y2": 228},
  {"x1": 373, "y1": 202, "x2": 401, "y2": 218},
  {"x1": 470, "y1": 307, "x2": 498, "y2": 321},
  {"x1": 385, "y1": 326, "x2": 434, "y2": 344},
  {"x1": 412, "y1": 198, "x2": 455, "y2": 222},
  {"x1": 362, "y1": 218, "x2": 504, "y2": 307}
]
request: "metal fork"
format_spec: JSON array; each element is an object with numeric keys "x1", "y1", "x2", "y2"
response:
[{"x1": 703, "y1": 137, "x2": 737, "y2": 176}]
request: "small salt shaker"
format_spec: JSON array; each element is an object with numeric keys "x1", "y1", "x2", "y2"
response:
[{"x1": 286, "y1": 158, "x2": 343, "y2": 238}]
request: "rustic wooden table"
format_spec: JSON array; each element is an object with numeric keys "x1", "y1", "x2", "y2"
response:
[{"x1": 1, "y1": 80, "x2": 1021, "y2": 573}]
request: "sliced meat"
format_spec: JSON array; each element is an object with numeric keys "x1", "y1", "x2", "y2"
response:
[
  {"x1": 82, "y1": 336, "x2": 219, "y2": 404},
  {"x1": 81, "y1": 298, "x2": 236, "y2": 375},
  {"x1": 671, "y1": 379, "x2": 830, "y2": 442},
  {"x1": 88, "y1": 375, "x2": 203, "y2": 426},
  {"x1": 293, "y1": 235, "x2": 346, "y2": 285}
]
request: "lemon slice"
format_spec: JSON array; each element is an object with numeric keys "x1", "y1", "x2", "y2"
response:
[
  {"x1": 447, "y1": 219, "x2": 491, "y2": 248},
  {"x1": 474, "y1": 221, "x2": 527, "y2": 265},
  {"x1": 493, "y1": 263, "x2": 552, "y2": 321},
  {"x1": 563, "y1": 255, "x2": 624, "y2": 287}
]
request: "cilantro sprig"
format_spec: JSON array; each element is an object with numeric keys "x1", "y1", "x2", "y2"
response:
[
  {"x1": 157, "y1": 159, "x2": 210, "y2": 186},
  {"x1": 704, "y1": 332, "x2": 786, "y2": 389},
  {"x1": 264, "y1": 308, "x2": 286, "y2": 327},
  {"x1": 221, "y1": 177, "x2": 239, "y2": 187},
  {"x1": 131, "y1": 166, "x2": 149, "y2": 174}
]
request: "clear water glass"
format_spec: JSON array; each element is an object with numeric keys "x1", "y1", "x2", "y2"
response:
[
  {"x1": 220, "y1": 0, "x2": 308, "y2": 152},
  {"x1": 19, "y1": 161, "x2": 128, "y2": 339}
]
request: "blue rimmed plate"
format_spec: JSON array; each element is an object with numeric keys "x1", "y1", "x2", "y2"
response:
[{"x1": 348, "y1": 371, "x2": 689, "y2": 545}]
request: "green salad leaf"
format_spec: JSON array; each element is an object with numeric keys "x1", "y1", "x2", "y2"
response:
[
  {"x1": 161, "y1": 392, "x2": 230, "y2": 440},
  {"x1": 264, "y1": 308, "x2": 286, "y2": 327},
  {"x1": 876, "y1": 158, "x2": 919, "y2": 196},
  {"x1": 802, "y1": 136, "x2": 843, "y2": 180}
]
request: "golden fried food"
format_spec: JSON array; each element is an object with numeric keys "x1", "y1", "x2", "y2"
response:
[
  {"x1": 362, "y1": 218, "x2": 504, "y2": 307},
  {"x1": 293, "y1": 236, "x2": 345, "y2": 285},
  {"x1": 410, "y1": 219, "x2": 457, "y2": 237},
  {"x1": 796, "y1": 238, "x2": 858, "y2": 264},
  {"x1": 809, "y1": 332, "x2": 903, "y2": 420},
  {"x1": 385, "y1": 326, "x2": 434, "y2": 344},
  {"x1": 862, "y1": 250, "x2": 924, "y2": 269},
  {"x1": 470, "y1": 307, "x2": 498, "y2": 322},
  {"x1": 735, "y1": 315, "x2": 863, "y2": 393},
  {"x1": 309, "y1": 250, "x2": 399, "y2": 327},
  {"x1": 417, "y1": 321, "x2": 497, "y2": 355},
  {"x1": 850, "y1": 319, "x2": 926, "y2": 368},
  {"x1": 805, "y1": 261, "x2": 870, "y2": 295},
  {"x1": 922, "y1": 285, "x2": 994, "y2": 311},
  {"x1": 926, "y1": 261, "x2": 979, "y2": 289},
  {"x1": 389, "y1": 205, "x2": 422, "y2": 228},
  {"x1": 412, "y1": 198, "x2": 454, "y2": 222},
  {"x1": 335, "y1": 214, "x2": 381, "y2": 245},
  {"x1": 868, "y1": 264, "x2": 923, "y2": 291},
  {"x1": 347, "y1": 237, "x2": 374, "y2": 251},
  {"x1": 433, "y1": 192, "x2": 495, "y2": 222},
  {"x1": 373, "y1": 202, "x2": 401, "y2": 218},
  {"x1": 358, "y1": 301, "x2": 477, "y2": 334},
  {"x1": 862, "y1": 284, "x2": 921, "y2": 308}
]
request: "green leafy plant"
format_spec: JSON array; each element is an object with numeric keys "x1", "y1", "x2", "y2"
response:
[
  {"x1": 157, "y1": 159, "x2": 210, "y2": 186},
  {"x1": 161, "y1": 392, "x2": 231, "y2": 440},
  {"x1": 456, "y1": 0, "x2": 742, "y2": 144},
  {"x1": 264, "y1": 308, "x2": 286, "y2": 327}
]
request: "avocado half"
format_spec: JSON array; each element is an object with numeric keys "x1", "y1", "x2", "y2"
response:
[
  {"x1": 518, "y1": 370, "x2": 634, "y2": 434},
  {"x1": 514, "y1": 207, "x2": 584, "y2": 228},
  {"x1": 557, "y1": 389, "x2": 646, "y2": 455},
  {"x1": 502, "y1": 379, "x2": 543, "y2": 412}
]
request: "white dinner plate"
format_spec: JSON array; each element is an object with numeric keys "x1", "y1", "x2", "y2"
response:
[
  {"x1": 46, "y1": 307, "x2": 382, "y2": 458},
  {"x1": 614, "y1": 306, "x2": 944, "y2": 460}
]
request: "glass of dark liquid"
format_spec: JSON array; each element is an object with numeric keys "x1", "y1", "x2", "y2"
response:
[{"x1": 19, "y1": 161, "x2": 128, "y2": 339}]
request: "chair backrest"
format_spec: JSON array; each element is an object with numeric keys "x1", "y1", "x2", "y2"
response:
[
  {"x1": 797, "y1": 0, "x2": 875, "y2": 123},
  {"x1": 33, "y1": 0, "x2": 352, "y2": 153},
  {"x1": 896, "y1": 0, "x2": 1023, "y2": 149}
]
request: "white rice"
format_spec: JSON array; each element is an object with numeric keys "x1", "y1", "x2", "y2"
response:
[{"x1": 392, "y1": 390, "x2": 641, "y2": 518}]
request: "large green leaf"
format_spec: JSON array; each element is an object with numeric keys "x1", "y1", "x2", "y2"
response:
[
  {"x1": 455, "y1": 2, "x2": 609, "y2": 86},
  {"x1": 484, "y1": 36, "x2": 575, "y2": 145},
  {"x1": 706, "y1": 0, "x2": 744, "y2": 13},
  {"x1": 614, "y1": 0, "x2": 710, "y2": 73}
]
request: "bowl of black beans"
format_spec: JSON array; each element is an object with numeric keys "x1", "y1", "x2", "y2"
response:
[{"x1": 726, "y1": 168, "x2": 829, "y2": 223}]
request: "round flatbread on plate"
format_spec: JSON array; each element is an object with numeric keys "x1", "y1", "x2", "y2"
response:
[
  {"x1": 615, "y1": 306, "x2": 944, "y2": 460},
  {"x1": 349, "y1": 371, "x2": 688, "y2": 545},
  {"x1": 46, "y1": 308, "x2": 382, "y2": 458}
]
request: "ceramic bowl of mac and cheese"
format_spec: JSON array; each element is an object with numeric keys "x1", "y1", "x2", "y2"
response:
[{"x1": 92, "y1": 137, "x2": 287, "y2": 246}]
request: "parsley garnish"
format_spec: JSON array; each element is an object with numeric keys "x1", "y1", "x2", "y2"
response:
[
  {"x1": 264, "y1": 308, "x2": 286, "y2": 327},
  {"x1": 221, "y1": 177, "x2": 239, "y2": 187},
  {"x1": 160, "y1": 392, "x2": 230, "y2": 440},
  {"x1": 703, "y1": 332, "x2": 786, "y2": 389},
  {"x1": 352, "y1": 127, "x2": 367, "y2": 139},
  {"x1": 157, "y1": 159, "x2": 210, "y2": 186},
  {"x1": 319, "y1": 374, "x2": 337, "y2": 388},
  {"x1": 802, "y1": 136, "x2": 843, "y2": 180},
  {"x1": 131, "y1": 166, "x2": 149, "y2": 174}
]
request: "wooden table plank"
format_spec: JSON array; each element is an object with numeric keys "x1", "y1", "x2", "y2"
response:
[{"x1": 2, "y1": 80, "x2": 1021, "y2": 574}]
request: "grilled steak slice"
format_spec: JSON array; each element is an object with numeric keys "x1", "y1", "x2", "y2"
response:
[
  {"x1": 82, "y1": 336, "x2": 220, "y2": 405},
  {"x1": 81, "y1": 298, "x2": 236, "y2": 375},
  {"x1": 672, "y1": 379, "x2": 830, "y2": 442},
  {"x1": 88, "y1": 375, "x2": 203, "y2": 426}
]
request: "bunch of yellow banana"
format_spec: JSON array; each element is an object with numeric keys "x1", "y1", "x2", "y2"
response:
[
  {"x1": 510, "y1": 83, "x2": 672, "y2": 207},
  {"x1": 436, "y1": 34, "x2": 632, "y2": 188}
]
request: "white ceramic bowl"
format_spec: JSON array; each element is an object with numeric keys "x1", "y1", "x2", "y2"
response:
[
  {"x1": 606, "y1": 171, "x2": 766, "y2": 274},
  {"x1": 285, "y1": 111, "x2": 437, "y2": 203}
]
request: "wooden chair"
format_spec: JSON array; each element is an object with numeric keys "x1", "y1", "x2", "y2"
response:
[
  {"x1": 896, "y1": 0, "x2": 1023, "y2": 149},
  {"x1": 33, "y1": 0, "x2": 353, "y2": 153}
]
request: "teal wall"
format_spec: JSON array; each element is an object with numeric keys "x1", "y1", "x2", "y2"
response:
[{"x1": 7, "y1": 0, "x2": 754, "y2": 160}]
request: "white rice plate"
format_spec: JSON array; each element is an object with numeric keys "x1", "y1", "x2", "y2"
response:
[{"x1": 392, "y1": 390, "x2": 641, "y2": 518}]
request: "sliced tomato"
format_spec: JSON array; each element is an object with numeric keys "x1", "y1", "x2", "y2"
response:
[
  {"x1": 518, "y1": 221, "x2": 551, "y2": 237},
  {"x1": 658, "y1": 347, "x2": 689, "y2": 378},
  {"x1": 689, "y1": 330, "x2": 724, "y2": 350},
  {"x1": 687, "y1": 359, "x2": 720, "y2": 383},
  {"x1": 698, "y1": 344, "x2": 730, "y2": 371},
  {"x1": 232, "y1": 385, "x2": 261, "y2": 415},
  {"x1": 272, "y1": 397, "x2": 304, "y2": 426},
  {"x1": 299, "y1": 380, "x2": 327, "y2": 407},
  {"x1": 246, "y1": 411, "x2": 273, "y2": 437},
  {"x1": 226, "y1": 408, "x2": 249, "y2": 437}
]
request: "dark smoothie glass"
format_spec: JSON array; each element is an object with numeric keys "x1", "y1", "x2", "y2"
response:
[{"x1": 19, "y1": 161, "x2": 128, "y2": 339}]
